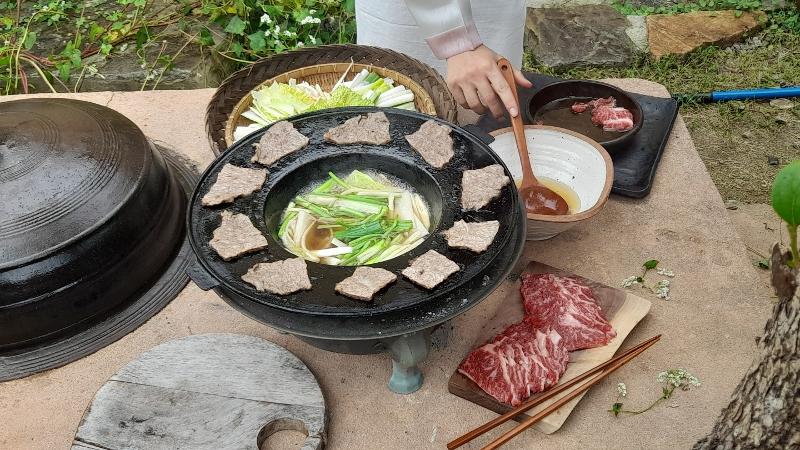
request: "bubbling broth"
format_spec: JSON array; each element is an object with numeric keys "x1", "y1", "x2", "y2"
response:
[{"x1": 275, "y1": 170, "x2": 432, "y2": 266}]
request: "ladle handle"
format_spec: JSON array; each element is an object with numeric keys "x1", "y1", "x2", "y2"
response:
[{"x1": 497, "y1": 58, "x2": 537, "y2": 185}]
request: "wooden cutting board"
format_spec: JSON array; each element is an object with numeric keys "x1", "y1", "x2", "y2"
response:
[
  {"x1": 448, "y1": 261, "x2": 652, "y2": 434},
  {"x1": 72, "y1": 334, "x2": 326, "y2": 450}
]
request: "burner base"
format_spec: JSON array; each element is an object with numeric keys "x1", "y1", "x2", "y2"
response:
[{"x1": 386, "y1": 331, "x2": 431, "y2": 394}]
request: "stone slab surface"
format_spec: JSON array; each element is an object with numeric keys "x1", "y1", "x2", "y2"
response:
[
  {"x1": 727, "y1": 203, "x2": 786, "y2": 294},
  {"x1": 0, "y1": 83, "x2": 774, "y2": 449},
  {"x1": 648, "y1": 10, "x2": 767, "y2": 57},
  {"x1": 525, "y1": 5, "x2": 637, "y2": 68}
]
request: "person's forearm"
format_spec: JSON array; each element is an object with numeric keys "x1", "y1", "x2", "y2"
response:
[{"x1": 402, "y1": 0, "x2": 483, "y2": 59}]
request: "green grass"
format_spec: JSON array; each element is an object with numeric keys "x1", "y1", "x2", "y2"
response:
[{"x1": 523, "y1": 31, "x2": 800, "y2": 204}]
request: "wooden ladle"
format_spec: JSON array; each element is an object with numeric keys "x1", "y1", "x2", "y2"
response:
[{"x1": 496, "y1": 58, "x2": 569, "y2": 216}]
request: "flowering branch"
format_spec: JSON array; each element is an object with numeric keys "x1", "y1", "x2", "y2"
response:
[{"x1": 610, "y1": 369, "x2": 701, "y2": 417}]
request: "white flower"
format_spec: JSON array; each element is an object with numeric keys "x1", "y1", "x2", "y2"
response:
[
  {"x1": 617, "y1": 382, "x2": 627, "y2": 397},
  {"x1": 309, "y1": 36, "x2": 317, "y2": 45},
  {"x1": 657, "y1": 369, "x2": 701, "y2": 388},
  {"x1": 622, "y1": 276, "x2": 641, "y2": 288},
  {"x1": 654, "y1": 280, "x2": 670, "y2": 300},
  {"x1": 300, "y1": 15, "x2": 321, "y2": 25},
  {"x1": 260, "y1": 13, "x2": 271, "y2": 24},
  {"x1": 274, "y1": 25, "x2": 280, "y2": 35},
  {"x1": 283, "y1": 29, "x2": 295, "y2": 37},
  {"x1": 296, "y1": 42, "x2": 304, "y2": 47},
  {"x1": 657, "y1": 268, "x2": 675, "y2": 277}
]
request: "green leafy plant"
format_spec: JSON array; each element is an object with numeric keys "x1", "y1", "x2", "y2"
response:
[
  {"x1": 196, "y1": 0, "x2": 355, "y2": 62},
  {"x1": 0, "y1": 0, "x2": 357, "y2": 94},
  {"x1": 611, "y1": 369, "x2": 701, "y2": 417},
  {"x1": 771, "y1": 160, "x2": 800, "y2": 268}
]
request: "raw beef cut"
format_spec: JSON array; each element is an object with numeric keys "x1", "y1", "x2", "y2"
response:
[
  {"x1": 571, "y1": 96, "x2": 634, "y2": 132},
  {"x1": 457, "y1": 318, "x2": 569, "y2": 406},
  {"x1": 570, "y1": 102, "x2": 589, "y2": 113},
  {"x1": 521, "y1": 273, "x2": 616, "y2": 351},
  {"x1": 590, "y1": 106, "x2": 634, "y2": 132}
]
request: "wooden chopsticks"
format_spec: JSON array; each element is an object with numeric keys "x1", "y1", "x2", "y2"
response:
[{"x1": 447, "y1": 334, "x2": 661, "y2": 450}]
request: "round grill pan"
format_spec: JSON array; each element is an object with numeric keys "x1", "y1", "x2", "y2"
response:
[{"x1": 188, "y1": 107, "x2": 521, "y2": 318}]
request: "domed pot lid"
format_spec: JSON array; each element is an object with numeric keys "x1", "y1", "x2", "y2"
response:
[{"x1": 0, "y1": 98, "x2": 199, "y2": 381}]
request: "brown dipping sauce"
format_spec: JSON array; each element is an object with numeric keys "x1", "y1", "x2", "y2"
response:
[
  {"x1": 522, "y1": 187, "x2": 570, "y2": 215},
  {"x1": 517, "y1": 177, "x2": 580, "y2": 216}
]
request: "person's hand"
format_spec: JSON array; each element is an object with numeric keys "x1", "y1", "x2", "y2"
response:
[{"x1": 446, "y1": 45, "x2": 533, "y2": 118}]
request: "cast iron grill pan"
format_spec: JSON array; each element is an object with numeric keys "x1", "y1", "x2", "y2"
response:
[{"x1": 188, "y1": 107, "x2": 520, "y2": 318}]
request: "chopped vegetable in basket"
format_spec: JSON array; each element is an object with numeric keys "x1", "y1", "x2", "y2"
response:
[{"x1": 234, "y1": 69, "x2": 418, "y2": 142}]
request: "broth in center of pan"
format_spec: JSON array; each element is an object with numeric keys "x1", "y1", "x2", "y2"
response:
[{"x1": 275, "y1": 169, "x2": 431, "y2": 266}]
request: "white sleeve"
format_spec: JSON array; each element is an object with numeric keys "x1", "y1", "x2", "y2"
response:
[{"x1": 402, "y1": 0, "x2": 483, "y2": 59}]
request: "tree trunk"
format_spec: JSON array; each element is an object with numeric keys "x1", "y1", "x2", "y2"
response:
[{"x1": 694, "y1": 245, "x2": 799, "y2": 449}]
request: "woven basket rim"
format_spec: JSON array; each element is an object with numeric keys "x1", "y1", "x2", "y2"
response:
[
  {"x1": 205, "y1": 44, "x2": 457, "y2": 155},
  {"x1": 224, "y1": 62, "x2": 437, "y2": 146}
]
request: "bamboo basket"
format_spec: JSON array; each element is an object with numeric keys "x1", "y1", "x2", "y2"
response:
[
  {"x1": 224, "y1": 63, "x2": 437, "y2": 147},
  {"x1": 205, "y1": 45, "x2": 457, "y2": 155}
]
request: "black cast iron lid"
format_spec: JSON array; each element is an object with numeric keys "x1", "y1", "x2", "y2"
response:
[
  {"x1": 188, "y1": 107, "x2": 522, "y2": 318},
  {"x1": 1, "y1": 99, "x2": 152, "y2": 266},
  {"x1": 0, "y1": 99, "x2": 187, "y2": 350}
]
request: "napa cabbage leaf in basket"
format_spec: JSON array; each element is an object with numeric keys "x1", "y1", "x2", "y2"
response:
[
  {"x1": 242, "y1": 82, "x2": 317, "y2": 126},
  {"x1": 308, "y1": 86, "x2": 374, "y2": 112}
]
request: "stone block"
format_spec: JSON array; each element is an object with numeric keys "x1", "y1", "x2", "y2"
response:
[
  {"x1": 647, "y1": 10, "x2": 767, "y2": 58},
  {"x1": 525, "y1": 5, "x2": 637, "y2": 69}
]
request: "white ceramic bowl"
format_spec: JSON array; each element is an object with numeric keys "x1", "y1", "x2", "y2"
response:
[{"x1": 489, "y1": 125, "x2": 613, "y2": 240}]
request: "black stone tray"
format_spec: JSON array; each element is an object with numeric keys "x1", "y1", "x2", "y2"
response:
[{"x1": 470, "y1": 73, "x2": 679, "y2": 198}]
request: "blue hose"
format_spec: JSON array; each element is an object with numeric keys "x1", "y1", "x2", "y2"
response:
[
  {"x1": 673, "y1": 86, "x2": 800, "y2": 103},
  {"x1": 711, "y1": 87, "x2": 800, "y2": 101}
]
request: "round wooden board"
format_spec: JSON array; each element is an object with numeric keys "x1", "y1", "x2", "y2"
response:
[{"x1": 72, "y1": 334, "x2": 326, "y2": 450}]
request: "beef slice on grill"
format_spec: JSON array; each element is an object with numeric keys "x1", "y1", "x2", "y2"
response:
[
  {"x1": 461, "y1": 164, "x2": 510, "y2": 211},
  {"x1": 252, "y1": 120, "x2": 309, "y2": 166},
  {"x1": 241, "y1": 258, "x2": 311, "y2": 295},
  {"x1": 208, "y1": 211, "x2": 269, "y2": 261},
  {"x1": 521, "y1": 273, "x2": 616, "y2": 351},
  {"x1": 458, "y1": 318, "x2": 569, "y2": 406},
  {"x1": 405, "y1": 120, "x2": 454, "y2": 169},
  {"x1": 442, "y1": 220, "x2": 500, "y2": 253},
  {"x1": 335, "y1": 266, "x2": 397, "y2": 301},
  {"x1": 202, "y1": 164, "x2": 268, "y2": 207},
  {"x1": 401, "y1": 249, "x2": 459, "y2": 289},
  {"x1": 323, "y1": 112, "x2": 391, "y2": 145}
]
